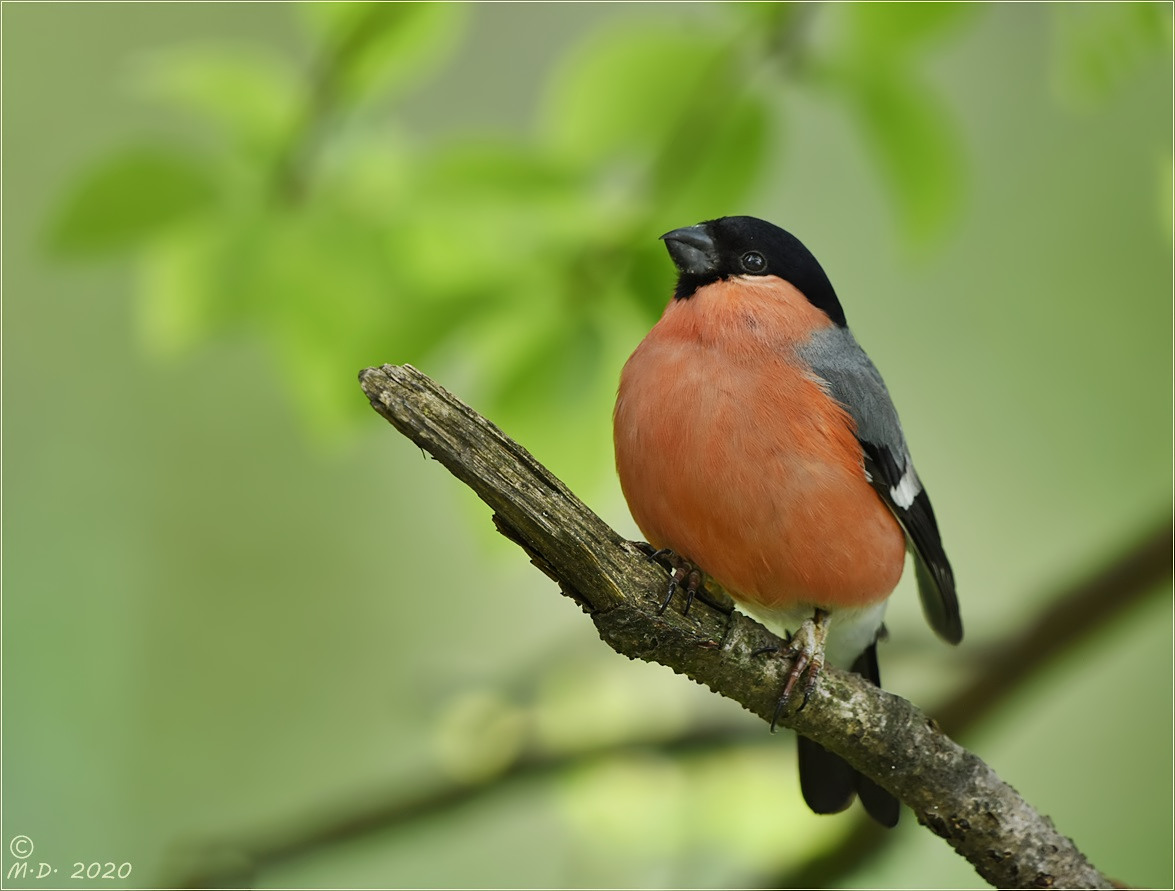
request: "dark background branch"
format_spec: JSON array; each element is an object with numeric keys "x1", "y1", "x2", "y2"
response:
[
  {"x1": 772, "y1": 512, "x2": 1171, "y2": 888},
  {"x1": 171, "y1": 511, "x2": 1168, "y2": 888},
  {"x1": 936, "y1": 516, "x2": 1171, "y2": 737}
]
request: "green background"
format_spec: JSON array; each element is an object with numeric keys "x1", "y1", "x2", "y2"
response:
[{"x1": 3, "y1": 3, "x2": 1171, "y2": 888}]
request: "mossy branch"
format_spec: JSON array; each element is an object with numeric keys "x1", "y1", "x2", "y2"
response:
[{"x1": 360, "y1": 362, "x2": 1114, "y2": 890}]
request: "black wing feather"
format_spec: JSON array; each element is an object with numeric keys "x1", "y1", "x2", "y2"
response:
[
  {"x1": 798, "y1": 328, "x2": 961, "y2": 645},
  {"x1": 861, "y1": 442, "x2": 962, "y2": 645}
]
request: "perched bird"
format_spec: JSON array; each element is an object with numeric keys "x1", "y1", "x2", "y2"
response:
[{"x1": 613, "y1": 216, "x2": 961, "y2": 826}]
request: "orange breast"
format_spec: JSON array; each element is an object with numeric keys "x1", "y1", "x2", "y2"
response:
[{"x1": 613, "y1": 277, "x2": 905, "y2": 612}]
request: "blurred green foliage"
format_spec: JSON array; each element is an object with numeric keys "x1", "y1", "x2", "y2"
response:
[
  {"x1": 48, "y1": 2, "x2": 1173, "y2": 482},
  {"x1": 45, "y1": 2, "x2": 999, "y2": 478},
  {"x1": 9, "y1": 2, "x2": 1173, "y2": 889},
  {"x1": 1050, "y1": 2, "x2": 1171, "y2": 106},
  {"x1": 809, "y1": 3, "x2": 971, "y2": 243},
  {"x1": 49, "y1": 146, "x2": 219, "y2": 255},
  {"x1": 46, "y1": 2, "x2": 1171, "y2": 484}
]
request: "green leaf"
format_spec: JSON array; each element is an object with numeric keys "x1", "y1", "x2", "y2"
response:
[
  {"x1": 150, "y1": 202, "x2": 411, "y2": 435},
  {"x1": 298, "y1": 2, "x2": 464, "y2": 105},
  {"x1": 624, "y1": 239, "x2": 680, "y2": 320},
  {"x1": 836, "y1": 68, "x2": 965, "y2": 247},
  {"x1": 49, "y1": 146, "x2": 219, "y2": 256},
  {"x1": 478, "y1": 303, "x2": 616, "y2": 494},
  {"x1": 539, "y1": 17, "x2": 773, "y2": 249},
  {"x1": 374, "y1": 140, "x2": 600, "y2": 312},
  {"x1": 841, "y1": 2, "x2": 973, "y2": 59},
  {"x1": 540, "y1": 21, "x2": 729, "y2": 167},
  {"x1": 136, "y1": 46, "x2": 300, "y2": 159},
  {"x1": 650, "y1": 92, "x2": 771, "y2": 222},
  {"x1": 420, "y1": 141, "x2": 579, "y2": 202},
  {"x1": 818, "y1": 3, "x2": 972, "y2": 247},
  {"x1": 726, "y1": 2, "x2": 808, "y2": 36},
  {"x1": 137, "y1": 225, "x2": 221, "y2": 357},
  {"x1": 1051, "y1": 3, "x2": 1172, "y2": 108}
]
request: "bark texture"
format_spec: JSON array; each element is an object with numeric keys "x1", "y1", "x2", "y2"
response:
[{"x1": 360, "y1": 362, "x2": 1114, "y2": 890}]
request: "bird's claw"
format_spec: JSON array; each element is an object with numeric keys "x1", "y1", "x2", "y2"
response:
[
  {"x1": 634, "y1": 543, "x2": 713, "y2": 616},
  {"x1": 756, "y1": 609, "x2": 831, "y2": 732}
]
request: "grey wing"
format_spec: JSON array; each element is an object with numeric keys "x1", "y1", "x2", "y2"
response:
[{"x1": 799, "y1": 327, "x2": 962, "y2": 645}]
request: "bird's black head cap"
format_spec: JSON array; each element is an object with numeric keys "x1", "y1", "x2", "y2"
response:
[{"x1": 660, "y1": 216, "x2": 846, "y2": 327}]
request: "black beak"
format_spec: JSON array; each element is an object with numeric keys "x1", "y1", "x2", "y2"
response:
[{"x1": 660, "y1": 224, "x2": 717, "y2": 275}]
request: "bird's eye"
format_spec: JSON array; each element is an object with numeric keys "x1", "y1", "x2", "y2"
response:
[{"x1": 740, "y1": 251, "x2": 767, "y2": 273}]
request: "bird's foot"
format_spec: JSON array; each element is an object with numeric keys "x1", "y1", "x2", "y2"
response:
[
  {"x1": 754, "y1": 608, "x2": 831, "y2": 732},
  {"x1": 633, "y1": 543, "x2": 730, "y2": 616},
  {"x1": 636, "y1": 543, "x2": 702, "y2": 614}
]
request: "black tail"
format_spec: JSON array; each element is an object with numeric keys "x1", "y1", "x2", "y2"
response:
[{"x1": 796, "y1": 643, "x2": 900, "y2": 827}]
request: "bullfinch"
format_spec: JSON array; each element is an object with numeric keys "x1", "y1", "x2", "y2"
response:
[{"x1": 613, "y1": 215, "x2": 962, "y2": 826}]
